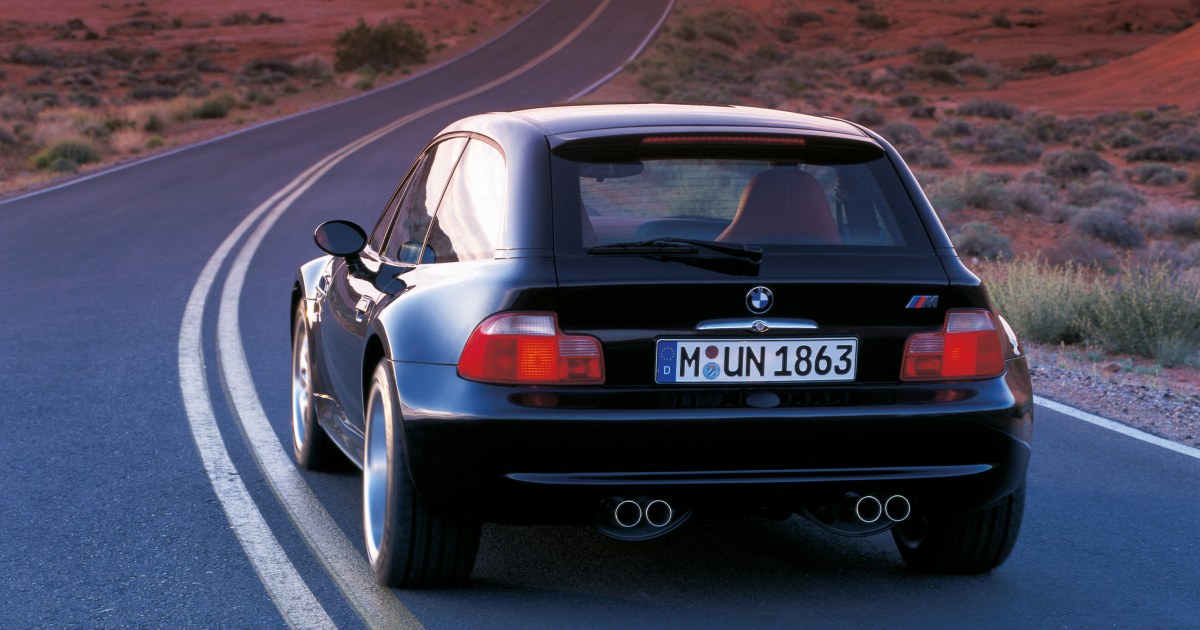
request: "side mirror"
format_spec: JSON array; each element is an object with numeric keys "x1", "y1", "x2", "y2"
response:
[{"x1": 313, "y1": 220, "x2": 367, "y2": 257}]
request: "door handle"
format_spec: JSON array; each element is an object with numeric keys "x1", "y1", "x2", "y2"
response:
[{"x1": 355, "y1": 296, "x2": 375, "y2": 322}]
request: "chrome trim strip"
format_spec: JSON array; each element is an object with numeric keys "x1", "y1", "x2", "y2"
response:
[{"x1": 694, "y1": 318, "x2": 819, "y2": 331}]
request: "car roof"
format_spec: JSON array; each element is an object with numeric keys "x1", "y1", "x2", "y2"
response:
[{"x1": 446, "y1": 103, "x2": 870, "y2": 141}]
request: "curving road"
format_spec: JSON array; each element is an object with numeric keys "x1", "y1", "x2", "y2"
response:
[{"x1": 2, "y1": 1, "x2": 1199, "y2": 627}]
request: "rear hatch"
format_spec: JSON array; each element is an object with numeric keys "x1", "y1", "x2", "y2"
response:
[{"x1": 549, "y1": 130, "x2": 960, "y2": 392}]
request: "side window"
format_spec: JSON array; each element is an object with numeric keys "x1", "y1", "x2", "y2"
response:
[
  {"x1": 423, "y1": 139, "x2": 507, "y2": 263},
  {"x1": 367, "y1": 155, "x2": 425, "y2": 253},
  {"x1": 383, "y1": 136, "x2": 468, "y2": 263}
]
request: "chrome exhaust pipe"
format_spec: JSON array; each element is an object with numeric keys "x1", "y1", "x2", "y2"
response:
[
  {"x1": 884, "y1": 495, "x2": 911, "y2": 522},
  {"x1": 644, "y1": 499, "x2": 673, "y2": 527},
  {"x1": 853, "y1": 494, "x2": 883, "y2": 524},
  {"x1": 610, "y1": 499, "x2": 643, "y2": 528}
]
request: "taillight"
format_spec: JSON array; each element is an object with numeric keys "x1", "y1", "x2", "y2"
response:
[
  {"x1": 901, "y1": 309, "x2": 1006, "y2": 381},
  {"x1": 458, "y1": 312, "x2": 605, "y2": 385}
]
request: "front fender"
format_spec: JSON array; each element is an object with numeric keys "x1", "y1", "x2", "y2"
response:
[{"x1": 291, "y1": 255, "x2": 334, "y2": 330}]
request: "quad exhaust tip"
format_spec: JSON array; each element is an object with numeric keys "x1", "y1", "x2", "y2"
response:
[
  {"x1": 612, "y1": 499, "x2": 643, "y2": 528},
  {"x1": 884, "y1": 494, "x2": 911, "y2": 522},
  {"x1": 849, "y1": 493, "x2": 911, "y2": 524}
]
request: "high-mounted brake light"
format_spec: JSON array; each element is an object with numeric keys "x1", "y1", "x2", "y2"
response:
[
  {"x1": 641, "y1": 135, "x2": 806, "y2": 146},
  {"x1": 458, "y1": 312, "x2": 605, "y2": 385},
  {"x1": 900, "y1": 309, "x2": 1006, "y2": 381}
]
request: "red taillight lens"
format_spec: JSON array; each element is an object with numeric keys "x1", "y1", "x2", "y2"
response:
[
  {"x1": 458, "y1": 312, "x2": 605, "y2": 385},
  {"x1": 901, "y1": 310, "x2": 1006, "y2": 381}
]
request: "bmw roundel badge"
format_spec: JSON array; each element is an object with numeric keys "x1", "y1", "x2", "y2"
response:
[{"x1": 746, "y1": 286, "x2": 773, "y2": 314}]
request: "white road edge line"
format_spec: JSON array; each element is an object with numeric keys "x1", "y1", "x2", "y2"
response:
[
  {"x1": 184, "y1": 1, "x2": 622, "y2": 628},
  {"x1": 1035, "y1": 396, "x2": 1200, "y2": 461},
  {"x1": 179, "y1": 178, "x2": 336, "y2": 629}
]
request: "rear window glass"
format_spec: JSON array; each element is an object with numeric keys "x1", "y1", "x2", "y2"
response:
[{"x1": 551, "y1": 140, "x2": 931, "y2": 254}]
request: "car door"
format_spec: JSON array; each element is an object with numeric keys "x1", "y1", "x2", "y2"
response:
[{"x1": 318, "y1": 136, "x2": 468, "y2": 434}]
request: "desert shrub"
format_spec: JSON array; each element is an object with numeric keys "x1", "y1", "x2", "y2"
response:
[
  {"x1": 142, "y1": 113, "x2": 165, "y2": 132},
  {"x1": 1191, "y1": 172, "x2": 1200, "y2": 198},
  {"x1": 932, "y1": 119, "x2": 973, "y2": 138},
  {"x1": 1070, "y1": 207, "x2": 1144, "y2": 247},
  {"x1": 954, "y1": 222, "x2": 1011, "y2": 259},
  {"x1": 1065, "y1": 175, "x2": 1144, "y2": 209},
  {"x1": 1041, "y1": 235, "x2": 1116, "y2": 268},
  {"x1": 699, "y1": 9, "x2": 753, "y2": 48},
  {"x1": 878, "y1": 121, "x2": 922, "y2": 147},
  {"x1": 1042, "y1": 150, "x2": 1113, "y2": 181},
  {"x1": 8, "y1": 44, "x2": 63, "y2": 66},
  {"x1": 787, "y1": 11, "x2": 823, "y2": 27},
  {"x1": 916, "y1": 42, "x2": 970, "y2": 66},
  {"x1": 905, "y1": 143, "x2": 952, "y2": 168},
  {"x1": 912, "y1": 65, "x2": 962, "y2": 85},
  {"x1": 1005, "y1": 180, "x2": 1052, "y2": 214},
  {"x1": 221, "y1": 12, "x2": 284, "y2": 26},
  {"x1": 1024, "y1": 113, "x2": 1070, "y2": 143},
  {"x1": 1023, "y1": 53, "x2": 1058, "y2": 72},
  {"x1": 851, "y1": 105, "x2": 884, "y2": 126},
  {"x1": 957, "y1": 99, "x2": 1020, "y2": 119},
  {"x1": 334, "y1": 18, "x2": 428, "y2": 72},
  {"x1": 129, "y1": 86, "x2": 179, "y2": 101},
  {"x1": 991, "y1": 14, "x2": 1013, "y2": 28},
  {"x1": 1126, "y1": 163, "x2": 1188, "y2": 186},
  {"x1": 1086, "y1": 263, "x2": 1200, "y2": 365},
  {"x1": 983, "y1": 259, "x2": 1091, "y2": 344},
  {"x1": 294, "y1": 54, "x2": 334, "y2": 84},
  {"x1": 1126, "y1": 142, "x2": 1200, "y2": 162},
  {"x1": 145, "y1": 135, "x2": 164, "y2": 149},
  {"x1": 1139, "y1": 203, "x2": 1200, "y2": 238},
  {"x1": 191, "y1": 94, "x2": 235, "y2": 119},
  {"x1": 894, "y1": 94, "x2": 921, "y2": 107},
  {"x1": 31, "y1": 138, "x2": 100, "y2": 170},
  {"x1": 237, "y1": 58, "x2": 297, "y2": 85},
  {"x1": 910, "y1": 105, "x2": 936, "y2": 119},
  {"x1": 977, "y1": 123, "x2": 1042, "y2": 164},
  {"x1": 929, "y1": 172, "x2": 1013, "y2": 212},
  {"x1": 856, "y1": 11, "x2": 890, "y2": 30},
  {"x1": 674, "y1": 20, "x2": 697, "y2": 42}
]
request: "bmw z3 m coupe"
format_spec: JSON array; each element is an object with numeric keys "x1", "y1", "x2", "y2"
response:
[{"x1": 290, "y1": 104, "x2": 1033, "y2": 588}]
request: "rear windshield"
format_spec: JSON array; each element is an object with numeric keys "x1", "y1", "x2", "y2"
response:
[{"x1": 551, "y1": 139, "x2": 932, "y2": 254}]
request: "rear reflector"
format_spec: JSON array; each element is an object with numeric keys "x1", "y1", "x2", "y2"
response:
[
  {"x1": 458, "y1": 312, "x2": 605, "y2": 385},
  {"x1": 901, "y1": 309, "x2": 1006, "y2": 381}
]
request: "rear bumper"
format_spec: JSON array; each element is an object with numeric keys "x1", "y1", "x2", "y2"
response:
[{"x1": 392, "y1": 359, "x2": 1033, "y2": 524}]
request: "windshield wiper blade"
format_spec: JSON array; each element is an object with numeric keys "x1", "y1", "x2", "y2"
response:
[{"x1": 589, "y1": 238, "x2": 763, "y2": 263}]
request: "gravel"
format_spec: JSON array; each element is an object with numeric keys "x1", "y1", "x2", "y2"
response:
[{"x1": 1025, "y1": 343, "x2": 1200, "y2": 448}]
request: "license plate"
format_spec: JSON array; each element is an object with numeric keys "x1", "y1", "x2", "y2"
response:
[{"x1": 655, "y1": 338, "x2": 858, "y2": 384}]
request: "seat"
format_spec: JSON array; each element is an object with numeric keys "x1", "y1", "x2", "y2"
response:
[{"x1": 715, "y1": 167, "x2": 841, "y2": 244}]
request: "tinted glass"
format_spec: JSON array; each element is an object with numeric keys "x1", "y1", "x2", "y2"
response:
[
  {"x1": 383, "y1": 136, "x2": 468, "y2": 263},
  {"x1": 554, "y1": 143, "x2": 930, "y2": 253},
  {"x1": 424, "y1": 139, "x2": 507, "y2": 263}
]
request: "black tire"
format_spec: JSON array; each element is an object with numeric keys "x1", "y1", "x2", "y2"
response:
[
  {"x1": 291, "y1": 307, "x2": 337, "y2": 469},
  {"x1": 363, "y1": 362, "x2": 481, "y2": 588},
  {"x1": 892, "y1": 483, "x2": 1025, "y2": 574}
]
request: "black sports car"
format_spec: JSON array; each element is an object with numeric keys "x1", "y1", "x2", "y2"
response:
[{"x1": 290, "y1": 104, "x2": 1033, "y2": 588}]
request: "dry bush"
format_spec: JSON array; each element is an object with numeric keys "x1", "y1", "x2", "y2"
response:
[
  {"x1": 109, "y1": 128, "x2": 146, "y2": 154},
  {"x1": 955, "y1": 222, "x2": 1011, "y2": 259},
  {"x1": 982, "y1": 258, "x2": 1091, "y2": 344},
  {"x1": 956, "y1": 99, "x2": 1020, "y2": 119},
  {"x1": 1087, "y1": 262, "x2": 1200, "y2": 366}
]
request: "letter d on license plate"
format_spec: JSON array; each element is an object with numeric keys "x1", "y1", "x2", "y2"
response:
[{"x1": 656, "y1": 338, "x2": 858, "y2": 384}]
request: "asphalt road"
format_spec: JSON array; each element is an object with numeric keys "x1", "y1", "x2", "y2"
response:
[{"x1": 2, "y1": 1, "x2": 1199, "y2": 627}]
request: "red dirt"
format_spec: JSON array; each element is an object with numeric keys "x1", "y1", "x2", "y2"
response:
[{"x1": 985, "y1": 24, "x2": 1200, "y2": 114}]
